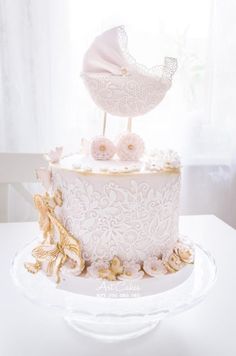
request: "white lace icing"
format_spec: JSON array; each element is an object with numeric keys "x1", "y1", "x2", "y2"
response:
[{"x1": 51, "y1": 169, "x2": 180, "y2": 263}]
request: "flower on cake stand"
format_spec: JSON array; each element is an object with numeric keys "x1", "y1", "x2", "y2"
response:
[
  {"x1": 87, "y1": 260, "x2": 110, "y2": 278},
  {"x1": 164, "y1": 252, "x2": 185, "y2": 273},
  {"x1": 91, "y1": 136, "x2": 116, "y2": 160},
  {"x1": 174, "y1": 241, "x2": 194, "y2": 264},
  {"x1": 116, "y1": 133, "x2": 145, "y2": 161},
  {"x1": 143, "y1": 256, "x2": 168, "y2": 277},
  {"x1": 118, "y1": 261, "x2": 144, "y2": 280},
  {"x1": 87, "y1": 256, "x2": 123, "y2": 281}
]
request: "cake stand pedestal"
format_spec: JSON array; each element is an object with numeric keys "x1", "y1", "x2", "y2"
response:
[{"x1": 11, "y1": 241, "x2": 216, "y2": 342}]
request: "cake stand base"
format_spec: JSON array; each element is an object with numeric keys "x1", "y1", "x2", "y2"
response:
[
  {"x1": 11, "y1": 241, "x2": 216, "y2": 342},
  {"x1": 65, "y1": 315, "x2": 160, "y2": 342}
]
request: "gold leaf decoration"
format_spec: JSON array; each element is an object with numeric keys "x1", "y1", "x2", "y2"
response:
[
  {"x1": 25, "y1": 190, "x2": 85, "y2": 283},
  {"x1": 34, "y1": 193, "x2": 54, "y2": 244},
  {"x1": 24, "y1": 261, "x2": 41, "y2": 274},
  {"x1": 53, "y1": 189, "x2": 63, "y2": 207},
  {"x1": 110, "y1": 256, "x2": 123, "y2": 275}
]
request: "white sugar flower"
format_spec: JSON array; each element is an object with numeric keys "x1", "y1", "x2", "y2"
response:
[
  {"x1": 143, "y1": 256, "x2": 168, "y2": 277},
  {"x1": 163, "y1": 252, "x2": 185, "y2": 273},
  {"x1": 45, "y1": 146, "x2": 63, "y2": 164},
  {"x1": 174, "y1": 241, "x2": 194, "y2": 264},
  {"x1": 162, "y1": 149, "x2": 181, "y2": 169},
  {"x1": 91, "y1": 136, "x2": 116, "y2": 160},
  {"x1": 117, "y1": 133, "x2": 145, "y2": 161},
  {"x1": 145, "y1": 149, "x2": 180, "y2": 171},
  {"x1": 118, "y1": 261, "x2": 144, "y2": 280},
  {"x1": 87, "y1": 260, "x2": 110, "y2": 279}
]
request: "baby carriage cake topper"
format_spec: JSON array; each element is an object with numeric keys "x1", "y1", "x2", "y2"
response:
[
  {"x1": 81, "y1": 26, "x2": 177, "y2": 117},
  {"x1": 81, "y1": 26, "x2": 177, "y2": 161}
]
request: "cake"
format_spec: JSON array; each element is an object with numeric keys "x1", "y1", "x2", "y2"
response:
[{"x1": 25, "y1": 26, "x2": 194, "y2": 284}]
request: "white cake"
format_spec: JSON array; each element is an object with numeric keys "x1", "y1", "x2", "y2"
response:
[
  {"x1": 25, "y1": 26, "x2": 194, "y2": 284},
  {"x1": 51, "y1": 155, "x2": 180, "y2": 263}
]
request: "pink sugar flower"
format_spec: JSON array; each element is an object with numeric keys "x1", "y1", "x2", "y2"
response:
[
  {"x1": 116, "y1": 133, "x2": 145, "y2": 161},
  {"x1": 91, "y1": 136, "x2": 116, "y2": 160}
]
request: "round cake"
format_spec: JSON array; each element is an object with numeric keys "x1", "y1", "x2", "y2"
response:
[
  {"x1": 24, "y1": 26, "x2": 194, "y2": 284},
  {"x1": 51, "y1": 155, "x2": 180, "y2": 263}
]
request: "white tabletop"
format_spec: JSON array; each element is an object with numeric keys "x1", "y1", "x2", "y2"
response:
[{"x1": 0, "y1": 215, "x2": 235, "y2": 356}]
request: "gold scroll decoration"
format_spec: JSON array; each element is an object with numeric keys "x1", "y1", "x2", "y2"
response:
[{"x1": 25, "y1": 190, "x2": 85, "y2": 283}]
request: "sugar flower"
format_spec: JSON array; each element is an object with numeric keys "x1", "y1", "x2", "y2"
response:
[
  {"x1": 164, "y1": 252, "x2": 185, "y2": 273},
  {"x1": 143, "y1": 256, "x2": 168, "y2": 277},
  {"x1": 117, "y1": 132, "x2": 145, "y2": 161},
  {"x1": 87, "y1": 260, "x2": 110, "y2": 279},
  {"x1": 174, "y1": 241, "x2": 194, "y2": 264},
  {"x1": 162, "y1": 149, "x2": 181, "y2": 169},
  {"x1": 118, "y1": 261, "x2": 144, "y2": 280},
  {"x1": 91, "y1": 136, "x2": 116, "y2": 160},
  {"x1": 46, "y1": 147, "x2": 63, "y2": 163},
  {"x1": 87, "y1": 256, "x2": 124, "y2": 281},
  {"x1": 145, "y1": 149, "x2": 180, "y2": 171}
]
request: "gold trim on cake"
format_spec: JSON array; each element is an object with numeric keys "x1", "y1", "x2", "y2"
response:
[{"x1": 51, "y1": 164, "x2": 180, "y2": 177}]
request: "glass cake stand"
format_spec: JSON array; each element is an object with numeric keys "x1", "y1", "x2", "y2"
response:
[{"x1": 11, "y1": 240, "x2": 217, "y2": 342}]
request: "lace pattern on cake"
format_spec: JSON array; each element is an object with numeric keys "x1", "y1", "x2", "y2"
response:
[{"x1": 52, "y1": 172, "x2": 180, "y2": 262}]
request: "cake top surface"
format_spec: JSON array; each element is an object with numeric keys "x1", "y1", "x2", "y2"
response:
[{"x1": 49, "y1": 149, "x2": 181, "y2": 176}]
